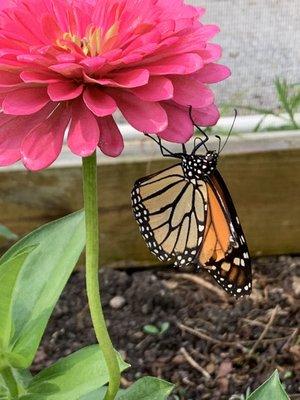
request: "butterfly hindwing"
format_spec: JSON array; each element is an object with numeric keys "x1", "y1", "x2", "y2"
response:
[
  {"x1": 196, "y1": 170, "x2": 252, "y2": 297},
  {"x1": 132, "y1": 164, "x2": 208, "y2": 266}
]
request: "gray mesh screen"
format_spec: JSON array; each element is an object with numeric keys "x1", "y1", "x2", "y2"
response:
[{"x1": 188, "y1": 0, "x2": 299, "y2": 111}]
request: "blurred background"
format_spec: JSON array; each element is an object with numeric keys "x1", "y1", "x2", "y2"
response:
[{"x1": 189, "y1": 0, "x2": 299, "y2": 111}]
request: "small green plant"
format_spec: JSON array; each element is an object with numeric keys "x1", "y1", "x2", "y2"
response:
[
  {"x1": 225, "y1": 78, "x2": 300, "y2": 133},
  {"x1": 143, "y1": 322, "x2": 170, "y2": 336},
  {"x1": 0, "y1": 214, "x2": 174, "y2": 399},
  {"x1": 230, "y1": 370, "x2": 290, "y2": 400}
]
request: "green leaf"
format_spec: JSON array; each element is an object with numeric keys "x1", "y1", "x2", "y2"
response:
[
  {"x1": 143, "y1": 325, "x2": 160, "y2": 335},
  {"x1": 79, "y1": 387, "x2": 108, "y2": 400},
  {"x1": 19, "y1": 346, "x2": 129, "y2": 400},
  {"x1": 0, "y1": 247, "x2": 35, "y2": 349},
  {"x1": 0, "y1": 224, "x2": 18, "y2": 241},
  {"x1": 160, "y1": 322, "x2": 170, "y2": 334},
  {"x1": 0, "y1": 211, "x2": 85, "y2": 369},
  {"x1": 116, "y1": 377, "x2": 174, "y2": 400},
  {"x1": 247, "y1": 370, "x2": 290, "y2": 400}
]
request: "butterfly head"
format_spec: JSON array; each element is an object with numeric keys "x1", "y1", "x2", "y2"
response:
[{"x1": 181, "y1": 150, "x2": 218, "y2": 181}]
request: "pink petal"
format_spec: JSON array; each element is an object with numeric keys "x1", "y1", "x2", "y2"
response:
[
  {"x1": 199, "y1": 44, "x2": 222, "y2": 64},
  {"x1": 41, "y1": 14, "x2": 62, "y2": 42},
  {"x1": 113, "y1": 91, "x2": 168, "y2": 133},
  {"x1": 0, "y1": 105, "x2": 55, "y2": 166},
  {"x1": 131, "y1": 77, "x2": 173, "y2": 101},
  {"x1": 80, "y1": 56, "x2": 106, "y2": 72},
  {"x1": 172, "y1": 76, "x2": 214, "y2": 108},
  {"x1": 2, "y1": 87, "x2": 50, "y2": 115},
  {"x1": 195, "y1": 64, "x2": 231, "y2": 84},
  {"x1": 98, "y1": 116, "x2": 124, "y2": 157},
  {"x1": 98, "y1": 69, "x2": 150, "y2": 88},
  {"x1": 198, "y1": 25, "x2": 220, "y2": 42},
  {"x1": 47, "y1": 81, "x2": 83, "y2": 101},
  {"x1": 68, "y1": 99, "x2": 100, "y2": 157},
  {"x1": 83, "y1": 87, "x2": 117, "y2": 117},
  {"x1": 0, "y1": 70, "x2": 22, "y2": 87},
  {"x1": 49, "y1": 63, "x2": 83, "y2": 78},
  {"x1": 192, "y1": 104, "x2": 220, "y2": 126},
  {"x1": 146, "y1": 53, "x2": 203, "y2": 75},
  {"x1": 0, "y1": 115, "x2": 26, "y2": 166},
  {"x1": 21, "y1": 107, "x2": 71, "y2": 171},
  {"x1": 20, "y1": 71, "x2": 61, "y2": 84},
  {"x1": 158, "y1": 103, "x2": 194, "y2": 143}
]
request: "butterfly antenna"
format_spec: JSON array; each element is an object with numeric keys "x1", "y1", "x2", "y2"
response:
[
  {"x1": 189, "y1": 106, "x2": 209, "y2": 153},
  {"x1": 215, "y1": 135, "x2": 222, "y2": 153},
  {"x1": 144, "y1": 133, "x2": 176, "y2": 157},
  {"x1": 219, "y1": 109, "x2": 238, "y2": 154}
]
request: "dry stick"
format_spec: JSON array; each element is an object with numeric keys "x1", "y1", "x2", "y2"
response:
[
  {"x1": 282, "y1": 328, "x2": 299, "y2": 351},
  {"x1": 248, "y1": 305, "x2": 279, "y2": 357},
  {"x1": 178, "y1": 323, "x2": 246, "y2": 350},
  {"x1": 175, "y1": 273, "x2": 228, "y2": 301},
  {"x1": 180, "y1": 347, "x2": 211, "y2": 380},
  {"x1": 178, "y1": 323, "x2": 289, "y2": 349}
]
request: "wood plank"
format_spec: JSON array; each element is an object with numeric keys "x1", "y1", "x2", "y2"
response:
[{"x1": 0, "y1": 146, "x2": 299, "y2": 266}]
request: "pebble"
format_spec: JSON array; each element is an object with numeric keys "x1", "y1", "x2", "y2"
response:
[{"x1": 109, "y1": 295, "x2": 126, "y2": 309}]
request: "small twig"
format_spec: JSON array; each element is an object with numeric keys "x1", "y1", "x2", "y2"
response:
[
  {"x1": 281, "y1": 328, "x2": 299, "y2": 351},
  {"x1": 180, "y1": 347, "x2": 211, "y2": 380},
  {"x1": 178, "y1": 323, "x2": 247, "y2": 352},
  {"x1": 175, "y1": 273, "x2": 228, "y2": 301},
  {"x1": 178, "y1": 322, "x2": 290, "y2": 349},
  {"x1": 241, "y1": 318, "x2": 294, "y2": 333},
  {"x1": 248, "y1": 306, "x2": 279, "y2": 357},
  {"x1": 241, "y1": 318, "x2": 267, "y2": 328}
]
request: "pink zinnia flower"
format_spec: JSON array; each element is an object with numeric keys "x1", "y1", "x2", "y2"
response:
[{"x1": 0, "y1": 0, "x2": 230, "y2": 171}]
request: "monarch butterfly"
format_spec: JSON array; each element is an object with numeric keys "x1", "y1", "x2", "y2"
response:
[{"x1": 131, "y1": 112, "x2": 251, "y2": 298}]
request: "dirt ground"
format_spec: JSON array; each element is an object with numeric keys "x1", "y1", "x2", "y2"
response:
[{"x1": 32, "y1": 256, "x2": 300, "y2": 400}]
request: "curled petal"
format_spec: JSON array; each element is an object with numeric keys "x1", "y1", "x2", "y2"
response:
[
  {"x1": 67, "y1": 99, "x2": 100, "y2": 157},
  {"x1": 2, "y1": 87, "x2": 50, "y2": 115},
  {"x1": 21, "y1": 106, "x2": 71, "y2": 171},
  {"x1": 191, "y1": 104, "x2": 220, "y2": 126},
  {"x1": 131, "y1": 77, "x2": 173, "y2": 101},
  {"x1": 146, "y1": 53, "x2": 203, "y2": 75},
  {"x1": 98, "y1": 116, "x2": 124, "y2": 157},
  {"x1": 158, "y1": 103, "x2": 194, "y2": 143},
  {"x1": 113, "y1": 91, "x2": 168, "y2": 133},
  {"x1": 195, "y1": 63, "x2": 231, "y2": 83},
  {"x1": 20, "y1": 71, "x2": 61, "y2": 84},
  {"x1": 47, "y1": 81, "x2": 83, "y2": 101},
  {"x1": 83, "y1": 87, "x2": 117, "y2": 117},
  {"x1": 172, "y1": 76, "x2": 214, "y2": 108},
  {"x1": 97, "y1": 69, "x2": 150, "y2": 88},
  {"x1": 0, "y1": 70, "x2": 22, "y2": 87}
]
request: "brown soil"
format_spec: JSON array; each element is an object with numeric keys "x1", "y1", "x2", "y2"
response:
[{"x1": 32, "y1": 256, "x2": 300, "y2": 400}]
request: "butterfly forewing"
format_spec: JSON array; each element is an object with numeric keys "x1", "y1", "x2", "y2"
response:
[{"x1": 132, "y1": 164, "x2": 208, "y2": 266}]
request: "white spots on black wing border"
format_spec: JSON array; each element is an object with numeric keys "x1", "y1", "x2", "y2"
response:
[
  {"x1": 131, "y1": 176, "x2": 206, "y2": 268},
  {"x1": 173, "y1": 248, "x2": 199, "y2": 268},
  {"x1": 202, "y1": 211, "x2": 252, "y2": 299}
]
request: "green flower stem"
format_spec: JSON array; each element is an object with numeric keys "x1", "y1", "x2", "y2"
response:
[
  {"x1": 82, "y1": 152, "x2": 120, "y2": 400},
  {"x1": 1, "y1": 367, "x2": 18, "y2": 398}
]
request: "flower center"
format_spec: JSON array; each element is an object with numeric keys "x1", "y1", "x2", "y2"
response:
[{"x1": 56, "y1": 24, "x2": 119, "y2": 57}]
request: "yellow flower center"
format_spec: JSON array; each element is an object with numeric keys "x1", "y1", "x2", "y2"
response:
[{"x1": 56, "y1": 24, "x2": 119, "y2": 56}]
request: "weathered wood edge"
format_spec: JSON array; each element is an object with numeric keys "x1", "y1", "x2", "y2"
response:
[{"x1": 0, "y1": 131, "x2": 299, "y2": 267}]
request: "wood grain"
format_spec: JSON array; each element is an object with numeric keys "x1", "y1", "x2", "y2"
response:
[{"x1": 0, "y1": 145, "x2": 299, "y2": 267}]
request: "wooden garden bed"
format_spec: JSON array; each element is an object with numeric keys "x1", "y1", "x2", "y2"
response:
[{"x1": 0, "y1": 129, "x2": 299, "y2": 266}]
